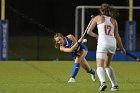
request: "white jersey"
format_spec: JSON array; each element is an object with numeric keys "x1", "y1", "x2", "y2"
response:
[{"x1": 96, "y1": 15, "x2": 116, "y2": 54}]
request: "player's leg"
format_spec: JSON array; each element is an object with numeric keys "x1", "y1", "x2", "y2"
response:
[
  {"x1": 96, "y1": 52, "x2": 107, "y2": 91},
  {"x1": 68, "y1": 60, "x2": 80, "y2": 82},
  {"x1": 104, "y1": 53, "x2": 118, "y2": 91},
  {"x1": 68, "y1": 55, "x2": 82, "y2": 83},
  {"x1": 80, "y1": 58, "x2": 96, "y2": 81},
  {"x1": 78, "y1": 50, "x2": 90, "y2": 72}
]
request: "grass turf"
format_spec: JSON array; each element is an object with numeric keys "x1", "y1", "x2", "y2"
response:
[{"x1": 0, "y1": 61, "x2": 139, "y2": 93}]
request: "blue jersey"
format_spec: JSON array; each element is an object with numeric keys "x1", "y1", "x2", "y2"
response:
[{"x1": 60, "y1": 36, "x2": 88, "y2": 60}]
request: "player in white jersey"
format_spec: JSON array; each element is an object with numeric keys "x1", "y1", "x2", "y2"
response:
[
  {"x1": 87, "y1": 3, "x2": 126, "y2": 91},
  {"x1": 97, "y1": 15, "x2": 116, "y2": 54}
]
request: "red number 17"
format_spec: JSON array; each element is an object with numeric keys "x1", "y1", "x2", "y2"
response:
[{"x1": 104, "y1": 25, "x2": 112, "y2": 36}]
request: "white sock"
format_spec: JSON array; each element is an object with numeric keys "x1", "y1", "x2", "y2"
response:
[
  {"x1": 105, "y1": 67, "x2": 118, "y2": 87},
  {"x1": 97, "y1": 67, "x2": 106, "y2": 85}
]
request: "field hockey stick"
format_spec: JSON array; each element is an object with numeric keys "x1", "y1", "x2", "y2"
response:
[
  {"x1": 117, "y1": 48, "x2": 140, "y2": 61},
  {"x1": 125, "y1": 51, "x2": 140, "y2": 61},
  {"x1": 82, "y1": 15, "x2": 94, "y2": 38},
  {"x1": 79, "y1": 15, "x2": 94, "y2": 42},
  {"x1": 73, "y1": 15, "x2": 94, "y2": 55}
]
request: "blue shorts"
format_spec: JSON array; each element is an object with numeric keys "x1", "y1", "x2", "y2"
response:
[{"x1": 70, "y1": 44, "x2": 88, "y2": 60}]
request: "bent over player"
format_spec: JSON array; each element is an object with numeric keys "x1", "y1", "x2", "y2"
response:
[{"x1": 54, "y1": 33, "x2": 96, "y2": 82}]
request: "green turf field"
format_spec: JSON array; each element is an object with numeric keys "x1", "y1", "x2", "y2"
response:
[{"x1": 0, "y1": 61, "x2": 139, "y2": 93}]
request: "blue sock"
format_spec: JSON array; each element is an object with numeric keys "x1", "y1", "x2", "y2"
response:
[
  {"x1": 88, "y1": 68, "x2": 95, "y2": 75},
  {"x1": 71, "y1": 63, "x2": 80, "y2": 78}
]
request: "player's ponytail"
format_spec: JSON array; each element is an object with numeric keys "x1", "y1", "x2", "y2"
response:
[{"x1": 99, "y1": 3, "x2": 119, "y2": 19}]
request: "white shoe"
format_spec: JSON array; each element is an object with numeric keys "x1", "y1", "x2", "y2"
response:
[
  {"x1": 99, "y1": 82, "x2": 107, "y2": 91},
  {"x1": 110, "y1": 85, "x2": 118, "y2": 91},
  {"x1": 91, "y1": 73, "x2": 96, "y2": 81},
  {"x1": 68, "y1": 78, "x2": 76, "y2": 83}
]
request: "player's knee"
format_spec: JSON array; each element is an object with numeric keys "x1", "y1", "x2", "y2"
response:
[
  {"x1": 96, "y1": 60, "x2": 104, "y2": 67},
  {"x1": 80, "y1": 50, "x2": 87, "y2": 56},
  {"x1": 77, "y1": 54, "x2": 85, "y2": 59},
  {"x1": 75, "y1": 57, "x2": 82, "y2": 62}
]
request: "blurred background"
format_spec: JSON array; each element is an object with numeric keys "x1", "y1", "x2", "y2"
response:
[{"x1": 0, "y1": 0, "x2": 140, "y2": 61}]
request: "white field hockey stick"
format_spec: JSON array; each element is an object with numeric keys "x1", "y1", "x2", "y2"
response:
[
  {"x1": 81, "y1": 15, "x2": 94, "y2": 39},
  {"x1": 73, "y1": 15, "x2": 94, "y2": 55}
]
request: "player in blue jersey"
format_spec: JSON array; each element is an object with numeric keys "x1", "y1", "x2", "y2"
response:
[{"x1": 54, "y1": 33, "x2": 96, "y2": 82}]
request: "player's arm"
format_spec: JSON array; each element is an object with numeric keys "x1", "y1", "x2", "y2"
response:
[
  {"x1": 60, "y1": 46, "x2": 73, "y2": 52},
  {"x1": 67, "y1": 34, "x2": 81, "y2": 51},
  {"x1": 67, "y1": 34, "x2": 77, "y2": 44},
  {"x1": 60, "y1": 34, "x2": 79, "y2": 52},
  {"x1": 87, "y1": 16, "x2": 98, "y2": 38},
  {"x1": 114, "y1": 20, "x2": 126, "y2": 54}
]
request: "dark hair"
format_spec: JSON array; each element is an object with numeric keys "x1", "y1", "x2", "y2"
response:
[
  {"x1": 99, "y1": 3, "x2": 119, "y2": 19},
  {"x1": 54, "y1": 33, "x2": 64, "y2": 49}
]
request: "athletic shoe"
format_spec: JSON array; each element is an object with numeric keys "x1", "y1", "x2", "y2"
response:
[
  {"x1": 68, "y1": 78, "x2": 76, "y2": 83},
  {"x1": 110, "y1": 85, "x2": 118, "y2": 91},
  {"x1": 91, "y1": 72, "x2": 96, "y2": 81},
  {"x1": 99, "y1": 82, "x2": 107, "y2": 91}
]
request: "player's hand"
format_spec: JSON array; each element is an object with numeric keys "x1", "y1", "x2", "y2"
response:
[
  {"x1": 121, "y1": 48, "x2": 126, "y2": 54},
  {"x1": 136, "y1": 58, "x2": 140, "y2": 61},
  {"x1": 96, "y1": 36, "x2": 98, "y2": 40}
]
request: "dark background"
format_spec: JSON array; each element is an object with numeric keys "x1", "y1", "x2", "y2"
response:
[
  {"x1": 2, "y1": 0, "x2": 140, "y2": 60},
  {"x1": 6, "y1": 0, "x2": 140, "y2": 35}
]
